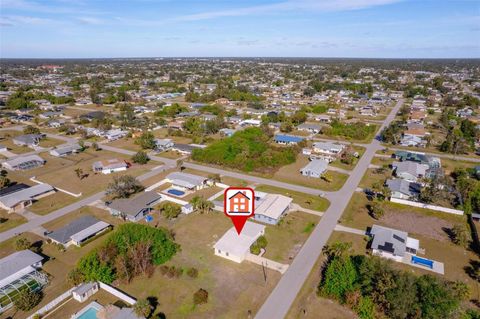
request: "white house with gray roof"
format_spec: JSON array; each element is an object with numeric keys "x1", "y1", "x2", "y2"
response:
[
  {"x1": 0, "y1": 250, "x2": 48, "y2": 312},
  {"x1": 49, "y1": 143, "x2": 82, "y2": 157},
  {"x1": 92, "y1": 159, "x2": 128, "y2": 174},
  {"x1": 46, "y1": 215, "x2": 110, "y2": 247},
  {"x1": 12, "y1": 134, "x2": 45, "y2": 148},
  {"x1": 108, "y1": 191, "x2": 161, "y2": 221},
  {"x1": 386, "y1": 179, "x2": 421, "y2": 200},
  {"x1": 392, "y1": 161, "x2": 429, "y2": 182},
  {"x1": 166, "y1": 172, "x2": 210, "y2": 191},
  {"x1": 300, "y1": 159, "x2": 328, "y2": 178},
  {"x1": 0, "y1": 183, "x2": 55, "y2": 213},
  {"x1": 370, "y1": 225, "x2": 419, "y2": 261},
  {"x1": 3, "y1": 154, "x2": 46, "y2": 171},
  {"x1": 254, "y1": 192, "x2": 292, "y2": 225}
]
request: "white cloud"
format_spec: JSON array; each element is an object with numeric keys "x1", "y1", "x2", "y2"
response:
[
  {"x1": 0, "y1": 15, "x2": 55, "y2": 26},
  {"x1": 175, "y1": 0, "x2": 403, "y2": 22}
]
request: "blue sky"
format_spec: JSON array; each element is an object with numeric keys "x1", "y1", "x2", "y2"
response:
[{"x1": 0, "y1": 0, "x2": 479, "y2": 58}]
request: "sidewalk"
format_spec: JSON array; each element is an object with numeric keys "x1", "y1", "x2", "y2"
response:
[{"x1": 334, "y1": 224, "x2": 366, "y2": 235}]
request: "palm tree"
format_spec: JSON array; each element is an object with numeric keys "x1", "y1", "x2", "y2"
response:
[
  {"x1": 74, "y1": 168, "x2": 84, "y2": 180},
  {"x1": 133, "y1": 298, "x2": 151, "y2": 318}
]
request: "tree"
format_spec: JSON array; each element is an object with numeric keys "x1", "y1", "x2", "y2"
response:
[
  {"x1": 322, "y1": 241, "x2": 352, "y2": 260},
  {"x1": 91, "y1": 142, "x2": 100, "y2": 151},
  {"x1": 193, "y1": 288, "x2": 209, "y2": 305},
  {"x1": 132, "y1": 151, "x2": 150, "y2": 164},
  {"x1": 136, "y1": 131, "x2": 156, "y2": 149},
  {"x1": 190, "y1": 196, "x2": 214, "y2": 214},
  {"x1": 133, "y1": 298, "x2": 152, "y2": 318},
  {"x1": 74, "y1": 168, "x2": 84, "y2": 180},
  {"x1": 0, "y1": 175, "x2": 10, "y2": 188},
  {"x1": 451, "y1": 224, "x2": 469, "y2": 247},
  {"x1": 67, "y1": 268, "x2": 85, "y2": 286},
  {"x1": 319, "y1": 255, "x2": 357, "y2": 300},
  {"x1": 158, "y1": 202, "x2": 181, "y2": 219},
  {"x1": 208, "y1": 173, "x2": 221, "y2": 185},
  {"x1": 13, "y1": 289, "x2": 43, "y2": 311},
  {"x1": 114, "y1": 254, "x2": 134, "y2": 283},
  {"x1": 367, "y1": 201, "x2": 384, "y2": 220},
  {"x1": 23, "y1": 125, "x2": 40, "y2": 135},
  {"x1": 15, "y1": 237, "x2": 32, "y2": 251},
  {"x1": 106, "y1": 175, "x2": 144, "y2": 199}
]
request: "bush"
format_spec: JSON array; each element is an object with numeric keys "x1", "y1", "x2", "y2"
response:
[
  {"x1": 187, "y1": 267, "x2": 199, "y2": 278},
  {"x1": 132, "y1": 151, "x2": 150, "y2": 164},
  {"x1": 158, "y1": 202, "x2": 181, "y2": 220},
  {"x1": 250, "y1": 235, "x2": 268, "y2": 255},
  {"x1": 191, "y1": 127, "x2": 297, "y2": 172},
  {"x1": 13, "y1": 289, "x2": 43, "y2": 311},
  {"x1": 193, "y1": 288, "x2": 208, "y2": 305},
  {"x1": 15, "y1": 237, "x2": 32, "y2": 251}
]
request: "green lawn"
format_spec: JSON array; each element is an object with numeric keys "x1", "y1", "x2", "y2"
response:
[
  {"x1": 255, "y1": 185, "x2": 330, "y2": 212},
  {"x1": 263, "y1": 211, "x2": 320, "y2": 263},
  {"x1": 0, "y1": 211, "x2": 27, "y2": 232}
]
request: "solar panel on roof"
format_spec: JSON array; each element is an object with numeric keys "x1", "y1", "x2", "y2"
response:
[{"x1": 393, "y1": 234, "x2": 406, "y2": 243}]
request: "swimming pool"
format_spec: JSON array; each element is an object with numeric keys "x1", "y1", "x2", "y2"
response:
[
  {"x1": 168, "y1": 189, "x2": 185, "y2": 196},
  {"x1": 72, "y1": 301, "x2": 103, "y2": 319}
]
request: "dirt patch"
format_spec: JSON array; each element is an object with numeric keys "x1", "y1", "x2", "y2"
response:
[{"x1": 381, "y1": 211, "x2": 452, "y2": 241}]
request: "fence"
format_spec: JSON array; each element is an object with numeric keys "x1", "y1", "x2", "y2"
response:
[
  {"x1": 26, "y1": 287, "x2": 75, "y2": 319},
  {"x1": 98, "y1": 282, "x2": 136, "y2": 305},
  {"x1": 390, "y1": 197, "x2": 464, "y2": 215}
]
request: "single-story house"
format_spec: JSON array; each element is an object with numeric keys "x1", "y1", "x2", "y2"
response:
[
  {"x1": 370, "y1": 224, "x2": 419, "y2": 262},
  {"x1": 166, "y1": 172, "x2": 210, "y2": 191},
  {"x1": 314, "y1": 114, "x2": 331, "y2": 123},
  {"x1": 392, "y1": 161, "x2": 428, "y2": 182},
  {"x1": 3, "y1": 154, "x2": 46, "y2": 171},
  {"x1": 12, "y1": 134, "x2": 45, "y2": 148},
  {"x1": 80, "y1": 111, "x2": 105, "y2": 121},
  {"x1": 296, "y1": 123, "x2": 322, "y2": 134},
  {"x1": 49, "y1": 143, "x2": 82, "y2": 157},
  {"x1": 108, "y1": 191, "x2": 161, "y2": 221},
  {"x1": 274, "y1": 134, "x2": 304, "y2": 145},
  {"x1": 92, "y1": 159, "x2": 128, "y2": 174},
  {"x1": 312, "y1": 141, "x2": 345, "y2": 156},
  {"x1": 254, "y1": 192, "x2": 293, "y2": 225},
  {"x1": 155, "y1": 138, "x2": 174, "y2": 152},
  {"x1": 0, "y1": 183, "x2": 55, "y2": 213},
  {"x1": 400, "y1": 135, "x2": 425, "y2": 147},
  {"x1": 105, "y1": 129, "x2": 128, "y2": 141},
  {"x1": 300, "y1": 159, "x2": 328, "y2": 178},
  {"x1": 386, "y1": 179, "x2": 421, "y2": 200},
  {"x1": 214, "y1": 221, "x2": 265, "y2": 263},
  {"x1": 171, "y1": 143, "x2": 204, "y2": 155},
  {"x1": 0, "y1": 250, "x2": 48, "y2": 312},
  {"x1": 46, "y1": 215, "x2": 111, "y2": 247}
]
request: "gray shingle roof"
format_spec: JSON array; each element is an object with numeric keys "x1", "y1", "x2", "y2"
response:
[
  {"x1": 370, "y1": 224, "x2": 408, "y2": 256},
  {"x1": 166, "y1": 172, "x2": 207, "y2": 189},
  {"x1": 108, "y1": 191, "x2": 161, "y2": 217},
  {"x1": 0, "y1": 183, "x2": 54, "y2": 208},
  {"x1": 47, "y1": 215, "x2": 101, "y2": 244}
]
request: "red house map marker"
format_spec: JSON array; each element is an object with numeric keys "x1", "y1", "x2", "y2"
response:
[{"x1": 223, "y1": 187, "x2": 255, "y2": 234}]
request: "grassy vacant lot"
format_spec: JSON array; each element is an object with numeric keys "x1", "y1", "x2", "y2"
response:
[
  {"x1": 0, "y1": 130, "x2": 32, "y2": 154},
  {"x1": 340, "y1": 192, "x2": 464, "y2": 234},
  {"x1": 263, "y1": 211, "x2": 320, "y2": 264},
  {"x1": 339, "y1": 193, "x2": 479, "y2": 295},
  {"x1": 8, "y1": 149, "x2": 157, "y2": 196},
  {"x1": 273, "y1": 156, "x2": 348, "y2": 191},
  {"x1": 255, "y1": 185, "x2": 330, "y2": 212},
  {"x1": 359, "y1": 167, "x2": 392, "y2": 189},
  {"x1": 114, "y1": 212, "x2": 282, "y2": 319},
  {"x1": 286, "y1": 231, "x2": 360, "y2": 319},
  {"x1": 106, "y1": 137, "x2": 142, "y2": 152},
  {"x1": 329, "y1": 145, "x2": 366, "y2": 171},
  {"x1": 0, "y1": 210, "x2": 26, "y2": 232},
  {"x1": 28, "y1": 191, "x2": 79, "y2": 215}
]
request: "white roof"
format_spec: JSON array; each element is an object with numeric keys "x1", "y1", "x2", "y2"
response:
[
  {"x1": 214, "y1": 221, "x2": 265, "y2": 257},
  {"x1": 255, "y1": 193, "x2": 292, "y2": 220},
  {"x1": 166, "y1": 172, "x2": 206, "y2": 189},
  {"x1": 406, "y1": 237, "x2": 420, "y2": 250},
  {"x1": 4, "y1": 154, "x2": 44, "y2": 167}
]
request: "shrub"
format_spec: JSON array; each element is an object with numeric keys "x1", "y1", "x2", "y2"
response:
[
  {"x1": 187, "y1": 267, "x2": 199, "y2": 278},
  {"x1": 132, "y1": 151, "x2": 150, "y2": 164},
  {"x1": 250, "y1": 235, "x2": 268, "y2": 255},
  {"x1": 14, "y1": 289, "x2": 43, "y2": 311},
  {"x1": 15, "y1": 237, "x2": 32, "y2": 251},
  {"x1": 193, "y1": 288, "x2": 209, "y2": 305}
]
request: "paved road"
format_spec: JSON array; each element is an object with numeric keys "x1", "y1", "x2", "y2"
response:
[
  {"x1": 0, "y1": 165, "x2": 170, "y2": 243},
  {"x1": 254, "y1": 98, "x2": 404, "y2": 319}
]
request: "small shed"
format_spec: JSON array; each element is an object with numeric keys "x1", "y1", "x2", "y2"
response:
[{"x1": 72, "y1": 282, "x2": 99, "y2": 303}]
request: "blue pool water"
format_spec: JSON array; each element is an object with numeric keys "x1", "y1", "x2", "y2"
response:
[
  {"x1": 77, "y1": 307, "x2": 98, "y2": 319},
  {"x1": 168, "y1": 189, "x2": 185, "y2": 196}
]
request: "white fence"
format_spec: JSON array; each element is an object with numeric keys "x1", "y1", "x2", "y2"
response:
[
  {"x1": 159, "y1": 194, "x2": 188, "y2": 206},
  {"x1": 99, "y1": 282, "x2": 136, "y2": 305},
  {"x1": 390, "y1": 197, "x2": 464, "y2": 215},
  {"x1": 26, "y1": 287, "x2": 75, "y2": 319}
]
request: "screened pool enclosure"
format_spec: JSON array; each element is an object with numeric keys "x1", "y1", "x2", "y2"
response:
[{"x1": 0, "y1": 269, "x2": 48, "y2": 313}]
